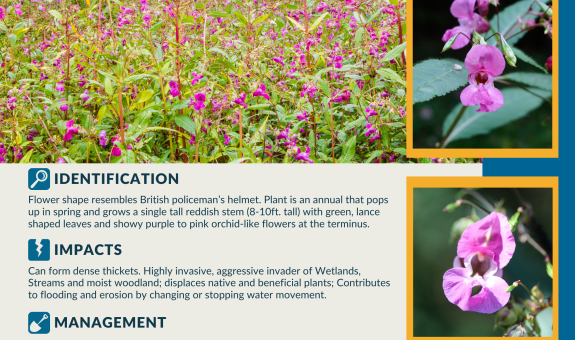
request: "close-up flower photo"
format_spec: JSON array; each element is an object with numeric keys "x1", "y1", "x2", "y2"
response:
[
  {"x1": 412, "y1": 0, "x2": 554, "y2": 150},
  {"x1": 412, "y1": 187, "x2": 554, "y2": 337}
]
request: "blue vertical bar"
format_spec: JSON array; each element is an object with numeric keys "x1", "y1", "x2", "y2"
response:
[{"x1": 483, "y1": 1, "x2": 565, "y2": 337}]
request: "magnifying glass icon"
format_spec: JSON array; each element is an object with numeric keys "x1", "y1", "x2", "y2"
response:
[{"x1": 30, "y1": 170, "x2": 48, "y2": 189}]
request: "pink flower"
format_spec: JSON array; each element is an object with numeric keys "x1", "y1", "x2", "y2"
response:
[
  {"x1": 460, "y1": 45, "x2": 505, "y2": 112},
  {"x1": 111, "y1": 136, "x2": 122, "y2": 156},
  {"x1": 442, "y1": 0, "x2": 490, "y2": 50},
  {"x1": 546, "y1": 56, "x2": 552, "y2": 70},
  {"x1": 57, "y1": 158, "x2": 66, "y2": 163},
  {"x1": 296, "y1": 111, "x2": 310, "y2": 122},
  {"x1": 59, "y1": 98, "x2": 69, "y2": 112},
  {"x1": 295, "y1": 146, "x2": 313, "y2": 163},
  {"x1": 169, "y1": 80, "x2": 180, "y2": 97},
  {"x1": 80, "y1": 89, "x2": 90, "y2": 101},
  {"x1": 191, "y1": 72, "x2": 204, "y2": 85},
  {"x1": 233, "y1": 93, "x2": 247, "y2": 108},
  {"x1": 15, "y1": 4, "x2": 23, "y2": 16},
  {"x1": 56, "y1": 82, "x2": 65, "y2": 92},
  {"x1": 63, "y1": 120, "x2": 78, "y2": 141},
  {"x1": 0, "y1": 7, "x2": 5, "y2": 20},
  {"x1": 188, "y1": 92, "x2": 206, "y2": 111},
  {"x1": 253, "y1": 84, "x2": 270, "y2": 100},
  {"x1": 442, "y1": 212, "x2": 515, "y2": 314}
]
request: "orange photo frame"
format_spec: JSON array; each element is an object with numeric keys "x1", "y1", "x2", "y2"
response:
[
  {"x1": 406, "y1": 177, "x2": 559, "y2": 339},
  {"x1": 406, "y1": 0, "x2": 559, "y2": 158}
]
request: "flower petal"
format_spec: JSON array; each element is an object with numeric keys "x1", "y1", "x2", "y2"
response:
[
  {"x1": 467, "y1": 276, "x2": 510, "y2": 314},
  {"x1": 443, "y1": 267, "x2": 474, "y2": 310},
  {"x1": 457, "y1": 212, "x2": 516, "y2": 268},
  {"x1": 465, "y1": 45, "x2": 506, "y2": 76},
  {"x1": 477, "y1": 85, "x2": 504, "y2": 112},
  {"x1": 460, "y1": 83, "x2": 480, "y2": 107},
  {"x1": 450, "y1": 0, "x2": 476, "y2": 19},
  {"x1": 471, "y1": 13, "x2": 491, "y2": 33}
]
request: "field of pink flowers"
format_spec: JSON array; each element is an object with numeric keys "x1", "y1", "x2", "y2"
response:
[{"x1": 0, "y1": 0, "x2": 476, "y2": 163}]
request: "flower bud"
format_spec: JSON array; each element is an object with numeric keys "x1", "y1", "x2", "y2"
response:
[
  {"x1": 506, "y1": 281, "x2": 520, "y2": 292},
  {"x1": 443, "y1": 199, "x2": 463, "y2": 212},
  {"x1": 522, "y1": 299, "x2": 538, "y2": 313},
  {"x1": 531, "y1": 285, "x2": 545, "y2": 306},
  {"x1": 442, "y1": 32, "x2": 461, "y2": 52},
  {"x1": 500, "y1": 36, "x2": 517, "y2": 67},
  {"x1": 506, "y1": 324, "x2": 529, "y2": 337},
  {"x1": 509, "y1": 207, "x2": 523, "y2": 232},
  {"x1": 472, "y1": 31, "x2": 487, "y2": 46},
  {"x1": 546, "y1": 257, "x2": 553, "y2": 279},
  {"x1": 495, "y1": 303, "x2": 524, "y2": 328}
]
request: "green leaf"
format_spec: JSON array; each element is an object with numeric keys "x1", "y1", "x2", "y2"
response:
[
  {"x1": 174, "y1": 115, "x2": 196, "y2": 133},
  {"x1": 514, "y1": 47, "x2": 548, "y2": 74},
  {"x1": 249, "y1": 117, "x2": 268, "y2": 144},
  {"x1": 394, "y1": 148, "x2": 406, "y2": 156},
  {"x1": 502, "y1": 72, "x2": 552, "y2": 91},
  {"x1": 310, "y1": 13, "x2": 329, "y2": 31},
  {"x1": 365, "y1": 150, "x2": 384, "y2": 164},
  {"x1": 367, "y1": 9, "x2": 383, "y2": 24},
  {"x1": 137, "y1": 89, "x2": 155, "y2": 104},
  {"x1": 49, "y1": 10, "x2": 63, "y2": 21},
  {"x1": 389, "y1": 0, "x2": 399, "y2": 5},
  {"x1": 233, "y1": 12, "x2": 248, "y2": 25},
  {"x1": 252, "y1": 14, "x2": 269, "y2": 25},
  {"x1": 286, "y1": 17, "x2": 305, "y2": 31},
  {"x1": 382, "y1": 42, "x2": 406, "y2": 62},
  {"x1": 413, "y1": 59, "x2": 469, "y2": 104},
  {"x1": 246, "y1": 104, "x2": 270, "y2": 110},
  {"x1": 377, "y1": 68, "x2": 406, "y2": 86},
  {"x1": 104, "y1": 77, "x2": 113, "y2": 96},
  {"x1": 355, "y1": 27, "x2": 364, "y2": 49},
  {"x1": 8, "y1": 34, "x2": 17, "y2": 47},
  {"x1": 209, "y1": 11, "x2": 231, "y2": 18},
  {"x1": 339, "y1": 136, "x2": 356, "y2": 162},
  {"x1": 208, "y1": 47, "x2": 229, "y2": 59},
  {"x1": 489, "y1": 0, "x2": 550, "y2": 46},
  {"x1": 318, "y1": 78, "x2": 331, "y2": 98},
  {"x1": 442, "y1": 87, "x2": 551, "y2": 145},
  {"x1": 546, "y1": 262, "x2": 553, "y2": 279}
]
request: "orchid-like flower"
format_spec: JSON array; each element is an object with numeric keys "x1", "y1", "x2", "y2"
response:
[
  {"x1": 460, "y1": 45, "x2": 505, "y2": 112},
  {"x1": 233, "y1": 93, "x2": 247, "y2": 108},
  {"x1": 442, "y1": 0, "x2": 490, "y2": 50},
  {"x1": 0, "y1": 7, "x2": 5, "y2": 20},
  {"x1": 366, "y1": 105, "x2": 378, "y2": 119},
  {"x1": 56, "y1": 82, "x2": 65, "y2": 92},
  {"x1": 111, "y1": 136, "x2": 122, "y2": 156},
  {"x1": 191, "y1": 72, "x2": 204, "y2": 85},
  {"x1": 253, "y1": 84, "x2": 270, "y2": 100},
  {"x1": 80, "y1": 89, "x2": 90, "y2": 101},
  {"x1": 59, "y1": 98, "x2": 69, "y2": 112},
  {"x1": 301, "y1": 84, "x2": 318, "y2": 98},
  {"x1": 296, "y1": 111, "x2": 311, "y2": 122},
  {"x1": 189, "y1": 92, "x2": 206, "y2": 111},
  {"x1": 99, "y1": 130, "x2": 108, "y2": 147},
  {"x1": 295, "y1": 146, "x2": 313, "y2": 163},
  {"x1": 443, "y1": 212, "x2": 516, "y2": 314},
  {"x1": 169, "y1": 80, "x2": 180, "y2": 97},
  {"x1": 63, "y1": 120, "x2": 78, "y2": 141},
  {"x1": 57, "y1": 158, "x2": 66, "y2": 163}
]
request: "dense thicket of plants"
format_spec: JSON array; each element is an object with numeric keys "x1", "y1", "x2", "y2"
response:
[{"x1": 0, "y1": 0, "x2": 478, "y2": 163}]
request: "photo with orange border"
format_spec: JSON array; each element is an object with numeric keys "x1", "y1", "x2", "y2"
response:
[
  {"x1": 406, "y1": 0, "x2": 558, "y2": 158},
  {"x1": 407, "y1": 177, "x2": 558, "y2": 338}
]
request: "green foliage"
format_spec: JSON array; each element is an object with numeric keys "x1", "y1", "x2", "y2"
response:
[
  {"x1": 413, "y1": 59, "x2": 469, "y2": 104},
  {"x1": 502, "y1": 72, "x2": 552, "y2": 91},
  {"x1": 442, "y1": 88, "x2": 551, "y2": 145}
]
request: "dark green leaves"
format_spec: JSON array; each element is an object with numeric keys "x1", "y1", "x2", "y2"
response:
[
  {"x1": 442, "y1": 87, "x2": 551, "y2": 145},
  {"x1": 413, "y1": 59, "x2": 469, "y2": 104}
]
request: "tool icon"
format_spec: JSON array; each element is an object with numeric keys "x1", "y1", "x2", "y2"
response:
[{"x1": 28, "y1": 312, "x2": 50, "y2": 334}]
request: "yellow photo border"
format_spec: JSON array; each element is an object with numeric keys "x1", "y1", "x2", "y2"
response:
[
  {"x1": 406, "y1": 177, "x2": 559, "y2": 339},
  {"x1": 406, "y1": 0, "x2": 559, "y2": 158}
]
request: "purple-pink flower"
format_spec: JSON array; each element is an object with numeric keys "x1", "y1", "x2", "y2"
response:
[
  {"x1": 59, "y1": 98, "x2": 69, "y2": 112},
  {"x1": 99, "y1": 130, "x2": 108, "y2": 146},
  {"x1": 111, "y1": 136, "x2": 122, "y2": 156},
  {"x1": 189, "y1": 92, "x2": 206, "y2": 111},
  {"x1": 442, "y1": 0, "x2": 490, "y2": 50},
  {"x1": 233, "y1": 93, "x2": 247, "y2": 108},
  {"x1": 63, "y1": 120, "x2": 78, "y2": 141},
  {"x1": 443, "y1": 212, "x2": 516, "y2": 314},
  {"x1": 169, "y1": 80, "x2": 180, "y2": 97},
  {"x1": 295, "y1": 146, "x2": 313, "y2": 163},
  {"x1": 253, "y1": 84, "x2": 270, "y2": 100},
  {"x1": 460, "y1": 45, "x2": 505, "y2": 112}
]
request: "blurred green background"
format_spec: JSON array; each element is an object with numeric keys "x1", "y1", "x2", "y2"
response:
[
  {"x1": 413, "y1": 188, "x2": 553, "y2": 337},
  {"x1": 413, "y1": 0, "x2": 553, "y2": 148}
]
